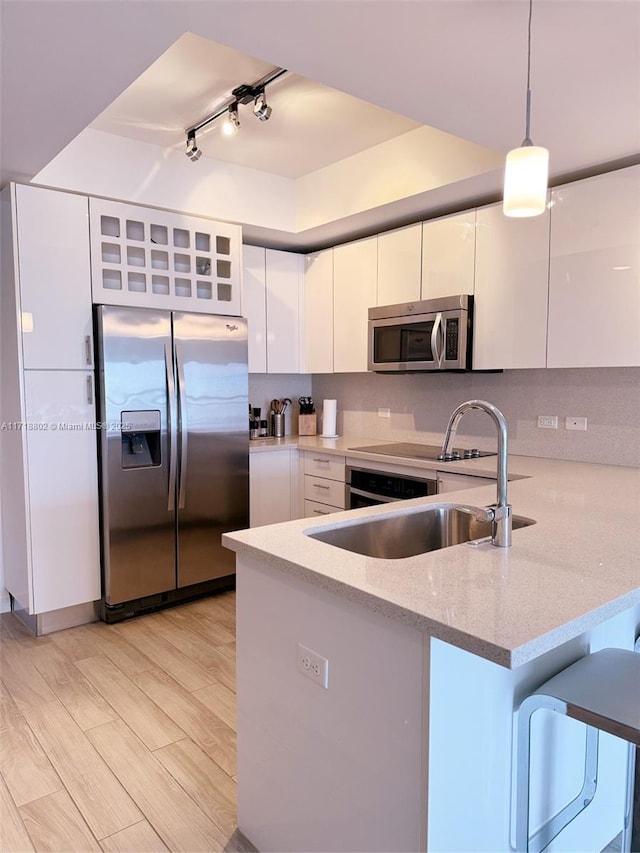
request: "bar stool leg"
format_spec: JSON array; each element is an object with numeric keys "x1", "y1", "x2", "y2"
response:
[
  {"x1": 629, "y1": 634, "x2": 640, "y2": 852},
  {"x1": 622, "y1": 743, "x2": 637, "y2": 852},
  {"x1": 515, "y1": 695, "x2": 599, "y2": 852}
]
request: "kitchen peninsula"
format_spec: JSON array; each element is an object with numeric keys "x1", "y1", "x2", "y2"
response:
[{"x1": 223, "y1": 450, "x2": 640, "y2": 852}]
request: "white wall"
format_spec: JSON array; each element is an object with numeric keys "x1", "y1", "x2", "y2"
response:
[
  {"x1": 33, "y1": 127, "x2": 505, "y2": 252},
  {"x1": 249, "y1": 374, "x2": 312, "y2": 437},
  {"x1": 35, "y1": 128, "x2": 298, "y2": 234},
  {"x1": 312, "y1": 367, "x2": 640, "y2": 468}
]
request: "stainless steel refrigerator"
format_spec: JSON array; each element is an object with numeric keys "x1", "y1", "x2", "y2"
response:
[{"x1": 94, "y1": 305, "x2": 248, "y2": 622}]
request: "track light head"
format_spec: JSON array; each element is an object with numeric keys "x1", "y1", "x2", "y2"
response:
[
  {"x1": 222, "y1": 102, "x2": 240, "y2": 137},
  {"x1": 253, "y1": 91, "x2": 272, "y2": 122},
  {"x1": 185, "y1": 130, "x2": 202, "y2": 162}
]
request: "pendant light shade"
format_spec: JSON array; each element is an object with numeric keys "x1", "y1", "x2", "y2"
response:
[
  {"x1": 503, "y1": 0, "x2": 549, "y2": 217},
  {"x1": 503, "y1": 143, "x2": 549, "y2": 217}
]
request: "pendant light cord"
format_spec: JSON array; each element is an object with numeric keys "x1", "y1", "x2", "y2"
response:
[{"x1": 524, "y1": 0, "x2": 533, "y2": 144}]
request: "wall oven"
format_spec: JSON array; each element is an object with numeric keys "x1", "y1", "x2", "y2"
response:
[
  {"x1": 368, "y1": 294, "x2": 473, "y2": 372},
  {"x1": 347, "y1": 465, "x2": 437, "y2": 509}
]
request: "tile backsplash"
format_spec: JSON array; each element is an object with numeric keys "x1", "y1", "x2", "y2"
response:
[
  {"x1": 311, "y1": 368, "x2": 640, "y2": 467},
  {"x1": 249, "y1": 374, "x2": 312, "y2": 436}
]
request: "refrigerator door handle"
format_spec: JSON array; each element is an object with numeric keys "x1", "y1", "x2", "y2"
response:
[
  {"x1": 176, "y1": 343, "x2": 188, "y2": 510},
  {"x1": 165, "y1": 343, "x2": 177, "y2": 512}
]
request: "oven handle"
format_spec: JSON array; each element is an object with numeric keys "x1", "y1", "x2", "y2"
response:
[{"x1": 349, "y1": 486, "x2": 402, "y2": 504}]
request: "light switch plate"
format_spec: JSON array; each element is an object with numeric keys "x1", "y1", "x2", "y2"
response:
[{"x1": 537, "y1": 415, "x2": 558, "y2": 429}]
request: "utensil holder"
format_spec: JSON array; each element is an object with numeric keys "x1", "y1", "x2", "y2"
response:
[
  {"x1": 298, "y1": 414, "x2": 317, "y2": 436},
  {"x1": 272, "y1": 412, "x2": 285, "y2": 438}
]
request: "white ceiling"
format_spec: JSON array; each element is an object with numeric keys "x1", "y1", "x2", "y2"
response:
[
  {"x1": 90, "y1": 34, "x2": 423, "y2": 179},
  {"x1": 2, "y1": 1, "x2": 639, "y2": 190}
]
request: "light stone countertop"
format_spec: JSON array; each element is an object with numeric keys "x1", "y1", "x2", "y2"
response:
[
  {"x1": 248, "y1": 436, "x2": 300, "y2": 453},
  {"x1": 233, "y1": 436, "x2": 640, "y2": 668}
]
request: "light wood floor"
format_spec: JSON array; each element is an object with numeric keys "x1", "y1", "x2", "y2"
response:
[{"x1": 0, "y1": 591, "x2": 255, "y2": 853}]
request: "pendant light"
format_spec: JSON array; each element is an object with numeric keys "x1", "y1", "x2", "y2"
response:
[{"x1": 503, "y1": 0, "x2": 549, "y2": 217}]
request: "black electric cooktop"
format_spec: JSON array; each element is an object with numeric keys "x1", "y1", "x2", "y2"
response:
[{"x1": 348, "y1": 442, "x2": 496, "y2": 462}]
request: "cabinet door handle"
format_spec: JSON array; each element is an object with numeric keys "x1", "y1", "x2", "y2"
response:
[
  {"x1": 312, "y1": 483, "x2": 330, "y2": 490},
  {"x1": 312, "y1": 457, "x2": 330, "y2": 463},
  {"x1": 85, "y1": 335, "x2": 92, "y2": 365},
  {"x1": 86, "y1": 375, "x2": 93, "y2": 406},
  {"x1": 313, "y1": 508, "x2": 330, "y2": 515}
]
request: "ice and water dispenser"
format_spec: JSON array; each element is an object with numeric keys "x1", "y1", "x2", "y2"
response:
[{"x1": 121, "y1": 410, "x2": 161, "y2": 469}]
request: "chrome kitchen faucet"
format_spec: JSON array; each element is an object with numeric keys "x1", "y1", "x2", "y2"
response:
[{"x1": 441, "y1": 400, "x2": 512, "y2": 547}]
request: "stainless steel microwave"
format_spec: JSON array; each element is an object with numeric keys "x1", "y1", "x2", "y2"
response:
[{"x1": 368, "y1": 294, "x2": 473, "y2": 372}]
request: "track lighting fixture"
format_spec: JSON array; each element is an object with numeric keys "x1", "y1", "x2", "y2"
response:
[
  {"x1": 184, "y1": 67, "x2": 286, "y2": 159},
  {"x1": 503, "y1": 0, "x2": 549, "y2": 217},
  {"x1": 185, "y1": 130, "x2": 202, "y2": 162},
  {"x1": 253, "y1": 91, "x2": 272, "y2": 122},
  {"x1": 222, "y1": 102, "x2": 240, "y2": 137}
]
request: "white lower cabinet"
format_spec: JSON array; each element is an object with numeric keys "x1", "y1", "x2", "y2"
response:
[
  {"x1": 22, "y1": 370, "x2": 101, "y2": 613},
  {"x1": 303, "y1": 475, "x2": 346, "y2": 509},
  {"x1": 304, "y1": 499, "x2": 340, "y2": 519},
  {"x1": 302, "y1": 451, "x2": 346, "y2": 517},
  {"x1": 250, "y1": 449, "x2": 300, "y2": 527}
]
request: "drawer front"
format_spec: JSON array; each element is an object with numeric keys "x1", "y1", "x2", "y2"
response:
[
  {"x1": 304, "y1": 499, "x2": 342, "y2": 518},
  {"x1": 304, "y1": 475, "x2": 347, "y2": 508},
  {"x1": 303, "y1": 453, "x2": 346, "y2": 481}
]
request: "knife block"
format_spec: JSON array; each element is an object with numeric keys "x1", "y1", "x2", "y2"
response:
[{"x1": 298, "y1": 414, "x2": 317, "y2": 436}]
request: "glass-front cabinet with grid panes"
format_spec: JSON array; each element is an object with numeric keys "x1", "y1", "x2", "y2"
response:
[{"x1": 89, "y1": 198, "x2": 243, "y2": 315}]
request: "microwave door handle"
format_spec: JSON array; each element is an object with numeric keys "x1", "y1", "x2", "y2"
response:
[{"x1": 431, "y1": 313, "x2": 444, "y2": 367}]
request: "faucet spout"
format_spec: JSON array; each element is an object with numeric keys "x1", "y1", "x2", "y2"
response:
[{"x1": 441, "y1": 400, "x2": 512, "y2": 547}]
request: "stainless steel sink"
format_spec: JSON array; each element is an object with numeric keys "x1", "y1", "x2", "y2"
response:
[{"x1": 305, "y1": 503, "x2": 535, "y2": 559}]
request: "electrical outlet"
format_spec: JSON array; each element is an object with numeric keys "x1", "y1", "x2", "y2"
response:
[
  {"x1": 297, "y1": 643, "x2": 329, "y2": 688},
  {"x1": 377, "y1": 407, "x2": 391, "y2": 418},
  {"x1": 537, "y1": 415, "x2": 558, "y2": 429},
  {"x1": 566, "y1": 416, "x2": 587, "y2": 431}
]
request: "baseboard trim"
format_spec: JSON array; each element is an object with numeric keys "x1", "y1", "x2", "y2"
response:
[{"x1": 12, "y1": 600, "x2": 98, "y2": 635}]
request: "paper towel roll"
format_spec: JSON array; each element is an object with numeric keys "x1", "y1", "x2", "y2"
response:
[{"x1": 321, "y1": 399, "x2": 338, "y2": 437}]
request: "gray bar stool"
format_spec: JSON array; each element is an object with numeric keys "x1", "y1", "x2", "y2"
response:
[{"x1": 514, "y1": 647, "x2": 640, "y2": 852}]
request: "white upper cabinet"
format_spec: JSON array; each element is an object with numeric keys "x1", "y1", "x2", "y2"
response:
[
  {"x1": 242, "y1": 247, "x2": 303, "y2": 373},
  {"x1": 333, "y1": 236, "x2": 377, "y2": 373},
  {"x1": 90, "y1": 198, "x2": 242, "y2": 316},
  {"x1": 376, "y1": 224, "x2": 422, "y2": 306},
  {"x1": 303, "y1": 249, "x2": 334, "y2": 373},
  {"x1": 473, "y1": 202, "x2": 550, "y2": 370},
  {"x1": 265, "y1": 249, "x2": 302, "y2": 373},
  {"x1": 243, "y1": 245, "x2": 267, "y2": 372},
  {"x1": 421, "y1": 210, "x2": 476, "y2": 300},
  {"x1": 547, "y1": 165, "x2": 640, "y2": 368},
  {"x1": 14, "y1": 185, "x2": 93, "y2": 370}
]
